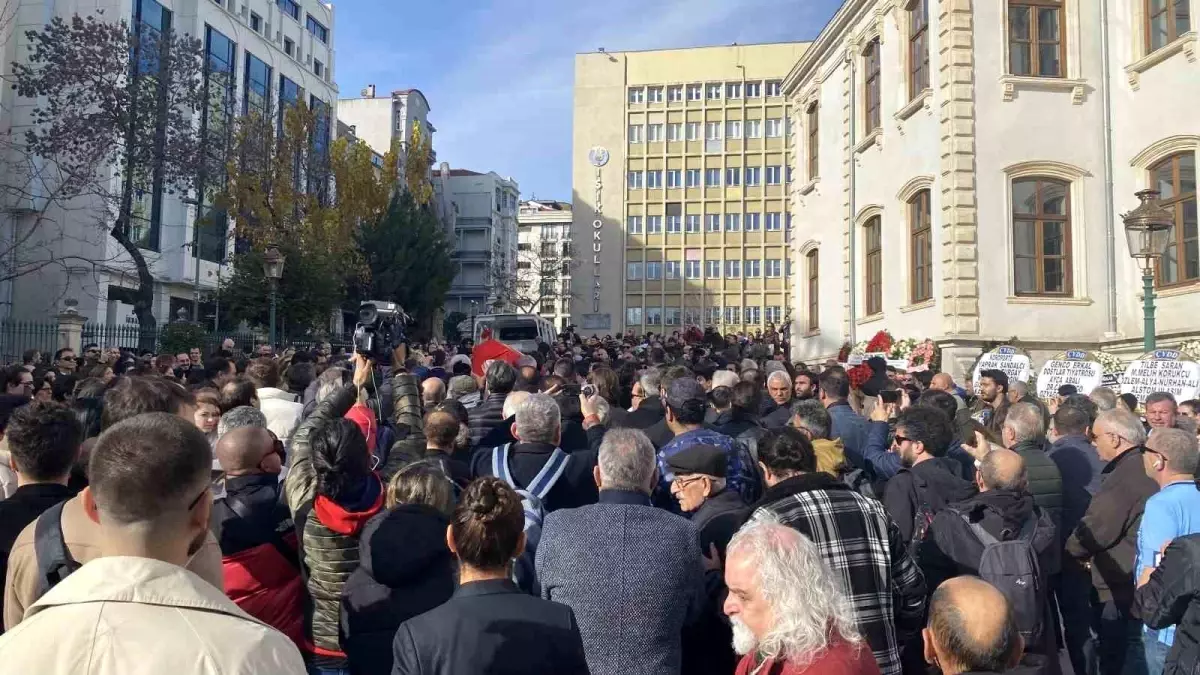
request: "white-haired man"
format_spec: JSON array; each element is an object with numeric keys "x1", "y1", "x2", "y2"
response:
[
  {"x1": 724, "y1": 519, "x2": 880, "y2": 675},
  {"x1": 762, "y1": 371, "x2": 794, "y2": 430}
]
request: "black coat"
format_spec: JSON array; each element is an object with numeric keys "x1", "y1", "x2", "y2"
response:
[
  {"x1": 623, "y1": 395, "x2": 665, "y2": 430},
  {"x1": 882, "y1": 457, "x2": 977, "y2": 544},
  {"x1": 1047, "y1": 434, "x2": 1104, "y2": 546},
  {"x1": 341, "y1": 505, "x2": 455, "y2": 675},
  {"x1": 470, "y1": 441, "x2": 599, "y2": 512},
  {"x1": 708, "y1": 412, "x2": 768, "y2": 462},
  {"x1": 760, "y1": 403, "x2": 793, "y2": 431},
  {"x1": 1011, "y1": 440, "x2": 1064, "y2": 523},
  {"x1": 391, "y1": 578, "x2": 590, "y2": 675},
  {"x1": 643, "y1": 417, "x2": 675, "y2": 450},
  {"x1": 1136, "y1": 533, "x2": 1200, "y2": 675},
  {"x1": 467, "y1": 393, "x2": 508, "y2": 448}
]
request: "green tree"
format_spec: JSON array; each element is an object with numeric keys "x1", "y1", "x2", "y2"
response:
[
  {"x1": 443, "y1": 311, "x2": 467, "y2": 342},
  {"x1": 217, "y1": 246, "x2": 344, "y2": 336},
  {"x1": 404, "y1": 120, "x2": 433, "y2": 206},
  {"x1": 357, "y1": 192, "x2": 455, "y2": 334}
]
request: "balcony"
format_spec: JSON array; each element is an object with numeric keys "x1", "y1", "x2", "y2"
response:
[
  {"x1": 456, "y1": 217, "x2": 492, "y2": 231},
  {"x1": 453, "y1": 248, "x2": 492, "y2": 261}
]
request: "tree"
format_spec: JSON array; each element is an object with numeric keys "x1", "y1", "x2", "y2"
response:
[
  {"x1": 356, "y1": 191, "x2": 455, "y2": 334},
  {"x1": 492, "y1": 240, "x2": 577, "y2": 314},
  {"x1": 13, "y1": 14, "x2": 212, "y2": 340},
  {"x1": 443, "y1": 311, "x2": 467, "y2": 342},
  {"x1": 404, "y1": 120, "x2": 433, "y2": 206},
  {"x1": 216, "y1": 245, "x2": 346, "y2": 336}
]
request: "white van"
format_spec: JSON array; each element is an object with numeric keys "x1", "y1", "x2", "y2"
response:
[{"x1": 472, "y1": 314, "x2": 556, "y2": 354}]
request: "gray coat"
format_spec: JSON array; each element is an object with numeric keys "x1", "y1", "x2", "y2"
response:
[{"x1": 537, "y1": 490, "x2": 705, "y2": 675}]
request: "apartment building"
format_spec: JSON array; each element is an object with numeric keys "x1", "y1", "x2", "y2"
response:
[
  {"x1": 517, "y1": 200, "x2": 573, "y2": 329},
  {"x1": 443, "y1": 170, "x2": 520, "y2": 317},
  {"x1": 0, "y1": 0, "x2": 338, "y2": 324},
  {"x1": 337, "y1": 85, "x2": 435, "y2": 161},
  {"x1": 572, "y1": 42, "x2": 809, "y2": 335},
  {"x1": 784, "y1": 0, "x2": 1199, "y2": 377}
]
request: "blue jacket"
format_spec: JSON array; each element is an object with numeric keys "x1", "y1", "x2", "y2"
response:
[{"x1": 828, "y1": 401, "x2": 867, "y2": 463}]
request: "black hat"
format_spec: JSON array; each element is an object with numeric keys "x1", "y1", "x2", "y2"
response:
[{"x1": 666, "y1": 444, "x2": 727, "y2": 478}]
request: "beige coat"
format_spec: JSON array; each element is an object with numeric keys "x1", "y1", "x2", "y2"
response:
[{"x1": 0, "y1": 556, "x2": 306, "y2": 675}]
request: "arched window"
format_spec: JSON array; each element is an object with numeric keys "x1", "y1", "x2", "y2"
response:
[
  {"x1": 1150, "y1": 152, "x2": 1198, "y2": 285},
  {"x1": 806, "y1": 249, "x2": 819, "y2": 331},
  {"x1": 1008, "y1": 0, "x2": 1064, "y2": 77},
  {"x1": 908, "y1": 0, "x2": 930, "y2": 97},
  {"x1": 864, "y1": 216, "x2": 883, "y2": 314},
  {"x1": 863, "y1": 39, "x2": 881, "y2": 134},
  {"x1": 909, "y1": 190, "x2": 933, "y2": 303},
  {"x1": 1012, "y1": 177, "x2": 1072, "y2": 295}
]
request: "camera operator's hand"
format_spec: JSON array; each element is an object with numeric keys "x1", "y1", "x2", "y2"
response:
[
  {"x1": 352, "y1": 353, "x2": 373, "y2": 390},
  {"x1": 390, "y1": 343, "x2": 408, "y2": 373}
]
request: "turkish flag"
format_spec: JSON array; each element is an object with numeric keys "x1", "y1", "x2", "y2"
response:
[{"x1": 471, "y1": 339, "x2": 523, "y2": 377}]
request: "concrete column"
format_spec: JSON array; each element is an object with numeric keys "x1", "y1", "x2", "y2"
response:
[{"x1": 57, "y1": 311, "x2": 87, "y2": 354}]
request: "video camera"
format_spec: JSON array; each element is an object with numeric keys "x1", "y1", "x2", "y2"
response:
[{"x1": 353, "y1": 301, "x2": 410, "y2": 365}]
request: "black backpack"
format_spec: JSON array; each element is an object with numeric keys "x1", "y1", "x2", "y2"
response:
[
  {"x1": 958, "y1": 508, "x2": 1049, "y2": 646},
  {"x1": 33, "y1": 501, "x2": 80, "y2": 597}
]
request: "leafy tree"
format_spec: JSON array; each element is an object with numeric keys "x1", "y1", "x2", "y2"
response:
[
  {"x1": 493, "y1": 243, "x2": 577, "y2": 314},
  {"x1": 216, "y1": 246, "x2": 345, "y2": 337},
  {"x1": 404, "y1": 120, "x2": 433, "y2": 206},
  {"x1": 13, "y1": 14, "x2": 213, "y2": 343},
  {"x1": 443, "y1": 311, "x2": 467, "y2": 342}
]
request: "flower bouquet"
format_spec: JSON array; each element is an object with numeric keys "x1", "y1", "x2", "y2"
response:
[{"x1": 849, "y1": 330, "x2": 893, "y2": 389}]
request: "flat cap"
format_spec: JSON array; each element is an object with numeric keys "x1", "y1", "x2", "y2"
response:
[{"x1": 666, "y1": 443, "x2": 727, "y2": 478}]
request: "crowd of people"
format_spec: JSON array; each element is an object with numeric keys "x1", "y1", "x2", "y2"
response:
[{"x1": 0, "y1": 326, "x2": 1197, "y2": 675}]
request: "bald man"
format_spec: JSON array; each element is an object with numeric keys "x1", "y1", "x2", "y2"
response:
[
  {"x1": 421, "y1": 377, "x2": 446, "y2": 410},
  {"x1": 209, "y1": 426, "x2": 304, "y2": 646},
  {"x1": 924, "y1": 577, "x2": 1025, "y2": 675},
  {"x1": 921, "y1": 449, "x2": 1058, "y2": 658}
]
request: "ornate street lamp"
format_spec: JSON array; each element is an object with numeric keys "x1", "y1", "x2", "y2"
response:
[
  {"x1": 262, "y1": 244, "x2": 286, "y2": 349},
  {"x1": 1121, "y1": 189, "x2": 1174, "y2": 352}
]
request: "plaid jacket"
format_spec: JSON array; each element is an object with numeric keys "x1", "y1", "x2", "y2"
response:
[{"x1": 752, "y1": 472, "x2": 926, "y2": 675}]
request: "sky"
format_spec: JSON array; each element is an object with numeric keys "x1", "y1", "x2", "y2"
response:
[{"x1": 334, "y1": 0, "x2": 843, "y2": 201}]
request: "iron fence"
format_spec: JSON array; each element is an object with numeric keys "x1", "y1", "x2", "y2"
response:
[{"x1": 0, "y1": 320, "x2": 62, "y2": 365}]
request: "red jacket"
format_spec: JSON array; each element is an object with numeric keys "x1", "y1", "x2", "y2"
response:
[{"x1": 735, "y1": 640, "x2": 881, "y2": 675}]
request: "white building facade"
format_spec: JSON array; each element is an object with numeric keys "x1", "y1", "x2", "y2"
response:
[
  {"x1": 785, "y1": 0, "x2": 1199, "y2": 378},
  {"x1": 0, "y1": 0, "x2": 338, "y2": 326},
  {"x1": 442, "y1": 170, "x2": 520, "y2": 317},
  {"x1": 517, "y1": 200, "x2": 574, "y2": 329},
  {"x1": 336, "y1": 86, "x2": 434, "y2": 162}
]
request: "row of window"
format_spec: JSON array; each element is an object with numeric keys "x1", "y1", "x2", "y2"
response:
[
  {"x1": 629, "y1": 119, "x2": 784, "y2": 143},
  {"x1": 627, "y1": 259, "x2": 785, "y2": 280},
  {"x1": 626, "y1": 212, "x2": 789, "y2": 233},
  {"x1": 626, "y1": 306, "x2": 784, "y2": 326},
  {"x1": 627, "y1": 166, "x2": 790, "y2": 189},
  {"x1": 628, "y1": 81, "x2": 783, "y2": 105},
  {"x1": 211, "y1": 0, "x2": 327, "y2": 77}
]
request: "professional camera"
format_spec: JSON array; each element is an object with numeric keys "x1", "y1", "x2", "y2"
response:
[{"x1": 353, "y1": 301, "x2": 410, "y2": 364}]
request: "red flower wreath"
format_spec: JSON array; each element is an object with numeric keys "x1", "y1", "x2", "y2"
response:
[{"x1": 848, "y1": 331, "x2": 894, "y2": 389}]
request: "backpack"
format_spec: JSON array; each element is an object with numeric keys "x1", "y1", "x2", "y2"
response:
[
  {"x1": 33, "y1": 500, "x2": 81, "y2": 597},
  {"x1": 907, "y1": 474, "x2": 939, "y2": 557},
  {"x1": 959, "y1": 509, "x2": 1047, "y2": 646},
  {"x1": 491, "y1": 443, "x2": 570, "y2": 593}
]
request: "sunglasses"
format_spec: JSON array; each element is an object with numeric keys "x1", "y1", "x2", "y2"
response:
[
  {"x1": 892, "y1": 434, "x2": 915, "y2": 446},
  {"x1": 60, "y1": 356, "x2": 76, "y2": 362}
]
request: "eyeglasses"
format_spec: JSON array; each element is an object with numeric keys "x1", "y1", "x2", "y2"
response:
[
  {"x1": 186, "y1": 485, "x2": 210, "y2": 511},
  {"x1": 892, "y1": 434, "x2": 915, "y2": 446},
  {"x1": 673, "y1": 475, "x2": 706, "y2": 489},
  {"x1": 60, "y1": 356, "x2": 76, "y2": 362},
  {"x1": 1139, "y1": 445, "x2": 1165, "y2": 460}
]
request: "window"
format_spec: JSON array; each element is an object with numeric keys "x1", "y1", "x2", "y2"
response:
[
  {"x1": 707, "y1": 306, "x2": 721, "y2": 324},
  {"x1": 687, "y1": 84, "x2": 703, "y2": 101},
  {"x1": 706, "y1": 260, "x2": 721, "y2": 277},
  {"x1": 628, "y1": 124, "x2": 643, "y2": 143},
  {"x1": 745, "y1": 260, "x2": 761, "y2": 277},
  {"x1": 627, "y1": 215, "x2": 643, "y2": 233},
  {"x1": 706, "y1": 214, "x2": 721, "y2": 232},
  {"x1": 746, "y1": 119, "x2": 762, "y2": 138},
  {"x1": 766, "y1": 259, "x2": 782, "y2": 277},
  {"x1": 706, "y1": 122, "x2": 723, "y2": 140},
  {"x1": 629, "y1": 87, "x2": 645, "y2": 104},
  {"x1": 686, "y1": 169, "x2": 701, "y2": 187},
  {"x1": 244, "y1": 51, "x2": 271, "y2": 116},
  {"x1": 685, "y1": 215, "x2": 701, "y2": 233},
  {"x1": 864, "y1": 216, "x2": 883, "y2": 314},
  {"x1": 725, "y1": 213, "x2": 741, "y2": 231},
  {"x1": 686, "y1": 122, "x2": 701, "y2": 140},
  {"x1": 197, "y1": 23, "x2": 236, "y2": 262},
  {"x1": 685, "y1": 260, "x2": 701, "y2": 278},
  {"x1": 726, "y1": 167, "x2": 741, "y2": 186},
  {"x1": 540, "y1": 300, "x2": 556, "y2": 315},
  {"x1": 1008, "y1": 0, "x2": 1064, "y2": 77},
  {"x1": 725, "y1": 306, "x2": 741, "y2": 324},
  {"x1": 667, "y1": 122, "x2": 684, "y2": 141},
  {"x1": 766, "y1": 166, "x2": 782, "y2": 185},
  {"x1": 705, "y1": 168, "x2": 721, "y2": 187},
  {"x1": 666, "y1": 215, "x2": 681, "y2": 233},
  {"x1": 806, "y1": 103, "x2": 820, "y2": 180},
  {"x1": 745, "y1": 212, "x2": 761, "y2": 231},
  {"x1": 278, "y1": 0, "x2": 300, "y2": 21},
  {"x1": 864, "y1": 38, "x2": 882, "y2": 134},
  {"x1": 807, "y1": 250, "x2": 820, "y2": 330},
  {"x1": 648, "y1": 87, "x2": 664, "y2": 103},
  {"x1": 518, "y1": 242, "x2": 532, "y2": 251},
  {"x1": 313, "y1": 59, "x2": 324, "y2": 78},
  {"x1": 745, "y1": 306, "x2": 761, "y2": 325},
  {"x1": 647, "y1": 124, "x2": 664, "y2": 142},
  {"x1": 626, "y1": 307, "x2": 643, "y2": 325},
  {"x1": 666, "y1": 169, "x2": 682, "y2": 188},
  {"x1": 726, "y1": 260, "x2": 741, "y2": 277},
  {"x1": 306, "y1": 14, "x2": 328, "y2": 42},
  {"x1": 766, "y1": 306, "x2": 782, "y2": 324},
  {"x1": 668, "y1": 85, "x2": 684, "y2": 102},
  {"x1": 283, "y1": 37, "x2": 295, "y2": 57},
  {"x1": 727, "y1": 83, "x2": 742, "y2": 99},
  {"x1": 627, "y1": 171, "x2": 643, "y2": 189},
  {"x1": 909, "y1": 189, "x2": 934, "y2": 302},
  {"x1": 726, "y1": 120, "x2": 742, "y2": 139},
  {"x1": 1011, "y1": 177, "x2": 1072, "y2": 294},
  {"x1": 707, "y1": 84, "x2": 722, "y2": 99},
  {"x1": 646, "y1": 261, "x2": 663, "y2": 279},
  {"x1": 766, "y1": 80, "x2": 782, "y2": 96},
  {"x1": 765, "y1": 118, "x2": 783, "y2": 138},
  {"x1": 665, "y1": 261, "x2": 681, "y2": 279},
  {"x1": 647, "y1": 215, "x2": 663, "y2": 233},
  {"x1": 1150, "y1": 153, "x2": 1198, "y2": 285},
  {"x1": 250, "y1": 12, "x2": 262, "y2": 32},
  {"x1": 766, "y1": 212, "x2": 782, "y2": 231},
  {"x1": 909, "y1": 0, "x2": 931, "y2": 97},
  {"x1": 1147, "y1": 0, "x2": 1192, "y2": 52},
  {"x1": 646, "y1": 307, "x2": 663, "y2": 325},
  {"x1": 665, "y1": 308, "x2": 681, "y2": 326},
  {"x1": 647, "y1": 170, "x2": 663, "y2": 189},
  {"x1": 746, "y1": 82, "x2": 762, "y2": 97}
]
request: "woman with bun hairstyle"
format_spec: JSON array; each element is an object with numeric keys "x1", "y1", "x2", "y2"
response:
[{"x1": 391, "y1": 477, "x2": 590, "y2": 674}]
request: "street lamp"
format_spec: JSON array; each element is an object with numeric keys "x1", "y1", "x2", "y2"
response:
[
  {"x1": 262, "y1": 244, "x2": 286, "y2": 349},
  {"x1": 1121, "y1": 189, "x2": 1174, "y2": 352},
  {"x1": 469, "y1": 299, "x2": 478, "y2": 341}
]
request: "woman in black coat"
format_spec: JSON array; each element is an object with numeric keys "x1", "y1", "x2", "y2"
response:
[
  {"x1": 1135, "y1": 533, "x2": 1200, "y2": 675},
  {"x1": 391, "y1": 477, "x2": 590, "y2": 675}
]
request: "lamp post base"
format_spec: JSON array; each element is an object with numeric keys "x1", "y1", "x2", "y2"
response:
[{"x1": 1142, "y1": 270, "x2": 1156, "y2": 353}]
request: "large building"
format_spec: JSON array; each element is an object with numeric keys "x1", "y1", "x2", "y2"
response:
[
  {"x1": 442, "y1": 170, "x2": 520, "y2": 317},
  {"x1": 0, "y1": 0, "x2": 338, "y2": 325},
  {"x1": 572, "y1": 43, "x2": 809, "y2": 335},
  {"x1": 517, "y1": 200, "x2": 573, "y2": 329},
  {"x1": 784, "y1": 0, "x2": 1199, "y2": 377},
  {"x1": 336, "y1": 85, "x2": 435, "y2": 162}
]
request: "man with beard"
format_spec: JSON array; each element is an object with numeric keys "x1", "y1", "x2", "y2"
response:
[{"x1": 793, "y1": 370, "x2": 817, "y2": 401}]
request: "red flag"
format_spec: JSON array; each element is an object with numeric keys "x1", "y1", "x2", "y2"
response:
[{"x1": 471, "y1": 338, "x2": 523, "y2": 377}]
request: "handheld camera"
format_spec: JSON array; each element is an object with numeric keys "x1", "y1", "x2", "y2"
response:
[{"x1": 353, "y1": 301, "x2": 410, "y2": 365}]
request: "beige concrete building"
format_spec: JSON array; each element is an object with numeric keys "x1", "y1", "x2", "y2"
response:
[
  {"x1": 517, "y1": 200, "x2": 574, "y2": 329},
  {"x1": 571, "y1": 42, "x2": 809, "y2": 335}
]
